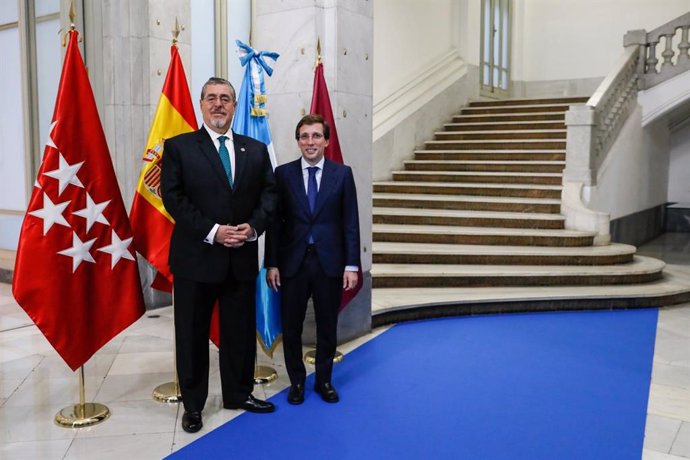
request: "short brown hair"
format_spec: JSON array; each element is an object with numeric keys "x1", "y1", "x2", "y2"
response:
[{"x1": 295, "y1": 114, "x2": 330, "y2": 140}]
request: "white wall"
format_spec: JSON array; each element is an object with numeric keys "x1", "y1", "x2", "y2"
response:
[
  {"x1": 373, "y1": 0, "x2": 474, "y2": 104},
  {"x1": 372, "y1": 0, "x2": 481, "y2": 180},
  {"x1": 513, "y1": 0, "x2": 690, "y2": 83},
  {"x1": 587, "y1": 106, "x2": 670, "y2": 220},
  {"x1": 668, "y1": 120, "x2": 690, "y2": 204}
]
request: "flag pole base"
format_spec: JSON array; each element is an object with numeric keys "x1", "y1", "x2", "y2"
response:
[
  {"x1": 254, "y1": 365, "x2": 278, "y2": 384},
  {"x1": 153, "y1": 382, "x2": 181, "y2": 403},
  {"x1": 55, "y1": 402, "x2": 110, "y2": 428},
  {"x1": 303, "y1": 350, "x2": 343, "y2": 365}
]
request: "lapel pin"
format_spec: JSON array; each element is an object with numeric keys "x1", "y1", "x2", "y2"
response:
[{"x1": 240, "y1": 147, "x2": 246, "y2": 152}]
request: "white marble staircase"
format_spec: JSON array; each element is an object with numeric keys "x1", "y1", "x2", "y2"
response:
[{"x1": 371, "y1": 97, "x2": 690, "y2": 325}]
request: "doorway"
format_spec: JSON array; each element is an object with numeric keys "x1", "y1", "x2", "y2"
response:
[{"x1": 481, "y1": 0, "x2": 511, "y2": 98}]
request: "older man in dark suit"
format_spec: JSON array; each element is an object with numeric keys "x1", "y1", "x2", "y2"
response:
[
  {"x1": 161, "y1": 77, "x2": 276, "y2": 433},
  {"x1": 266, "y1": 114, "x2": 361, "y2": 405}
]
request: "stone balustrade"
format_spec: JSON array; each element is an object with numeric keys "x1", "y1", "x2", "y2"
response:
[
  {"x1": 562, "y1": 46, "x2": 639, "y2": 187},
  {"x1": 561, "y1": 12, "x2": 689, "y2": 244},
  {"x1": 626, "y1": 12, "x2": 690, "y2": 90}
]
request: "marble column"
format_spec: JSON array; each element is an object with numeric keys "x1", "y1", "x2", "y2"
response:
[
  {"x1": 253, "y1": 0, "x2": 373, "y2": 341},
  {"x1": 91, "y1": 0, "x2": 192, "y2": 308}
]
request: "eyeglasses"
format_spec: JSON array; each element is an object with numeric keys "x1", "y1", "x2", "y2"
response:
[
  {"x1": 203, "y1": 95, "x2": 234, "y2": 105},
  {"x1": 298, "y1": 133, "x2": 325, "y2": 141}
]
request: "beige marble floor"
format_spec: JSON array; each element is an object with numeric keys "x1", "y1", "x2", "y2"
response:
[{"x1": 0, "y1": 233, "x2": 688, "y2": 459}]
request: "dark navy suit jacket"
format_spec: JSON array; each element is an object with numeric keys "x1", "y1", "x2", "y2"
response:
[{"x1": 266, "y1": 158, "x2": 360, "y2": 278}]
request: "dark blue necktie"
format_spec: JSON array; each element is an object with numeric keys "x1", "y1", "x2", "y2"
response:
[
  {"x1": 218, "y1": 135, "x2": 233, "y2": 187},
  {"x1": 307, "y1": 166, "x2": 318, "y2": 213}
]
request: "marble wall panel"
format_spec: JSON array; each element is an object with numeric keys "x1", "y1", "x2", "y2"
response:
[
  {"x1": 129, "y1": 36, "x2": 148, "y2": 106},
  {"x1": 102, "y1": 0, "x2": 131, "y2": 37},
  {"x1": 111, "y1": 36, "x2": 133, "y2": 106},
  {"x1": 147, "y1": 1, "x2": 192, "y2": 43},
  {"x1": 333, "y1": 8, "x2": 373, "y2": 97},
  {"x1": 101, "y1": 36, "x2": 115, "y2": 105},
  {"x1": 255, "y1": 8, "x2": 318, "y2": 96},
  {"x1": 128, "y1": 0, "x2": 149, "y2": 38},
  {"x1": 254, "y1": 0, "x2": 322, "y2": 16}
]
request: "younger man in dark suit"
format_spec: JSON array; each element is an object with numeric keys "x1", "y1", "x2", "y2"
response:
[
  {"x1": 266, "y1": 114, "x2": 361, "y2": 404},
  {"x1": 161, "y1": 77, "x2": 276, "y2": 434}
]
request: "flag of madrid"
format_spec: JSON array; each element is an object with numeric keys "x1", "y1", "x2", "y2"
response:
[{"x1": 12, "y1": 29, "x2": 145, "y2": 371}]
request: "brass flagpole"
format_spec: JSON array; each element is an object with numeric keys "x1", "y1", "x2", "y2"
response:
[
  {"x1": 54, "y1": 1, "x2": 111, "y2": 429},
  {"x1": 151, "y1": 19, "x2": 183, "y2": 404},
  {"x1": 254, "y1": 358, "x2": 278, "y2": 384},
  {"x1": 243, "y1": 31, "x2": 279, "y2": 385},
  {"x1": 55, "y1": 366, "x2": 110, "y2": 428},
  {"x1": 152, "y1": 287, "x2": 180, "y2": 403}
]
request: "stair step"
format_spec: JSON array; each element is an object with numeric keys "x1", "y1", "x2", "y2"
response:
[
  {"x1": 391, "y1": 170, "x2": 562, "y2": 185},
  {"x1": 371, "y1": 256, "x2": 665, "y2": 288},
  {"x1": 372, "y1": 207, "x2": 565, "y2": 229},
  {"x1": 403, "y1": 160, "x2": 565, "y2": 173},
  {"x1": 435, "y1": 130, "x2": 566, "y2": 141},
  {"x1": 461, "y1": 104, "x2": 571, "y2": 115},
  {"x1": 371, "y1": 266, "x2": 690, "y2": 321},
  {"x1": 373, "y1": 181, "x2": 562, "y2": 199},
  {"x1": 453, "y1": 112, "x2": 566, "y2": 123},
  {"x1": 414, "y1": 150, "x2": 566, "y2": 161},
  {"x1": 372, "y1": 193, "x2": 562, "y2": 213},
  {"x1": 444, "y1": 120, "x2": 566, "y2": 131},
  {"x1": 372, "y1": 242, "x2": 636, "y2": 265},
  {"x1": 425, "y1": 139, "x2": 566, "y2": 150},
  {"x1": 468, "y1": 97, "x2": 588, "y2": 107},
  {"x1": 372, "y1": 223, "x2": 594, "y2": 246}
]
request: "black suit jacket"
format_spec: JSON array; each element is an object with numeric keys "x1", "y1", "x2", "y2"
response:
[
  {"x1": 161, "y1": 128, "x2": 276, "y2": 283},
  {"x1": 266, "y1": 158, "x2": 360, "y2": 278}
]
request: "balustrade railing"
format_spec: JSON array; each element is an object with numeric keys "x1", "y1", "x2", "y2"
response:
[
  {"x1": 564, "y1": 11, "x2": 690, "y2": 187},
  {"x1": 587, "y1": 46, "x2": 640, "y2": 172},
  {"x1": 561, "y1": 11, "x2": 690, "y2": 244},
  {"x1": 627, "y1": 11, "x2": 690, "y2": 90}
]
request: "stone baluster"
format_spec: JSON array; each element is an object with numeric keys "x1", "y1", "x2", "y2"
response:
[
  {"x1": 660, "y1": 32, "x2": 676, "y2": 70},
  {"x1": 679, "y1": 25, "x2": 690, "y2": 65},
  {"x1": 646, "y1": 40, "x2": 659, "y2": 74}
]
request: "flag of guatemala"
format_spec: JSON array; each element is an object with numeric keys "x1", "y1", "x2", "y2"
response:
[{"x1": 231, "y1": 39, "x2": 282, "y2": 358}]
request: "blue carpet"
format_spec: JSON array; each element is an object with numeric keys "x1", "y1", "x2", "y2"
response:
[{"x1": 169, "y1": 309, "x2": 658, "y2": 460}]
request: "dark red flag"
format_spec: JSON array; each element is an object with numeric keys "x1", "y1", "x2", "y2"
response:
[
  {"x1": 12, "y1": 30, "x2": 145, "y2": 370},
  {"x1": 310, "y1": 61, "x2": 363, "y2": 311}
]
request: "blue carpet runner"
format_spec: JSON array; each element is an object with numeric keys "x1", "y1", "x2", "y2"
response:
[{"x1": 169, "y1": 309, "x2": 658, "y2": 460}]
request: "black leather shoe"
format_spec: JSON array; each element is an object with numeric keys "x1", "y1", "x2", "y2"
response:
[
  {"x1": 287, "y1": 384, "x2": 305, "y2": 405},
  {"x1": 315, "y1": 382, "x2": 339, "y2": 403},
  {"x1": 224, "y1": 394, "x2": 275, "y2": 413},
  {"x1": 181, "y1": 411, "x2": 202, "y2": 433}
]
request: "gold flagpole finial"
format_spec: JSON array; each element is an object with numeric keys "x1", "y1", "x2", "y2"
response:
[
  {"x1": 69, "y1": 0, "x2": 76, "y2": 30},
  {"x1": 172, "y1": 17, "x2": 181, "y2": 44},
  {"x1": 315, "y1": 37, "x2": 322, "y2": 67},
  {"x1": 62, "y1": 0, "x2": 77, "y2": 46}
]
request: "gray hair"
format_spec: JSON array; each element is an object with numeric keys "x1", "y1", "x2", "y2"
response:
[{"x1": 200, "y1": 77, "x2": 236, "y2": 102}]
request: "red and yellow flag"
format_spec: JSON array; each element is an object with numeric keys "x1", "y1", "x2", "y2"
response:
[{"x1": 130, "y1": 44, "x2": 197, "y2": 288}]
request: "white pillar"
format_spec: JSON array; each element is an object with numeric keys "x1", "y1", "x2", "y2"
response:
[{"x1": 254, "y1": 1, "x2": 374, "y2": 340}]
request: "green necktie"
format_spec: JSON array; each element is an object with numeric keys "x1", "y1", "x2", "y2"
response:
[{"x1": 218, "y1": 135, "x2": 233, "y2": 187}]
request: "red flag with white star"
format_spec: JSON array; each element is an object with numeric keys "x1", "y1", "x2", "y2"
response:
[{"x1": 12, "y1": 29, "x2": 145, "y2": 371}]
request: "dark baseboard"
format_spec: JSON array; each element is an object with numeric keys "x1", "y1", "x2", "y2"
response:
[
  {"x1": 665, "y1": 203, "x2": 690, "y2": 232},
  {"x1": 0, "y1": 268, "x2": 11, "y2": 284},
  {"x1": 610, "y1": 204, "x2": 666, "y2": 246}
]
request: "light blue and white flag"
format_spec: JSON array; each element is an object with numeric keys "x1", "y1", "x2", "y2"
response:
[
  {"x1": 232, "y1": 40, "x2": 279, "y2": 168},
  {"x1": 231, "y1": 40, "x2": 281, "y2": 357}
]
